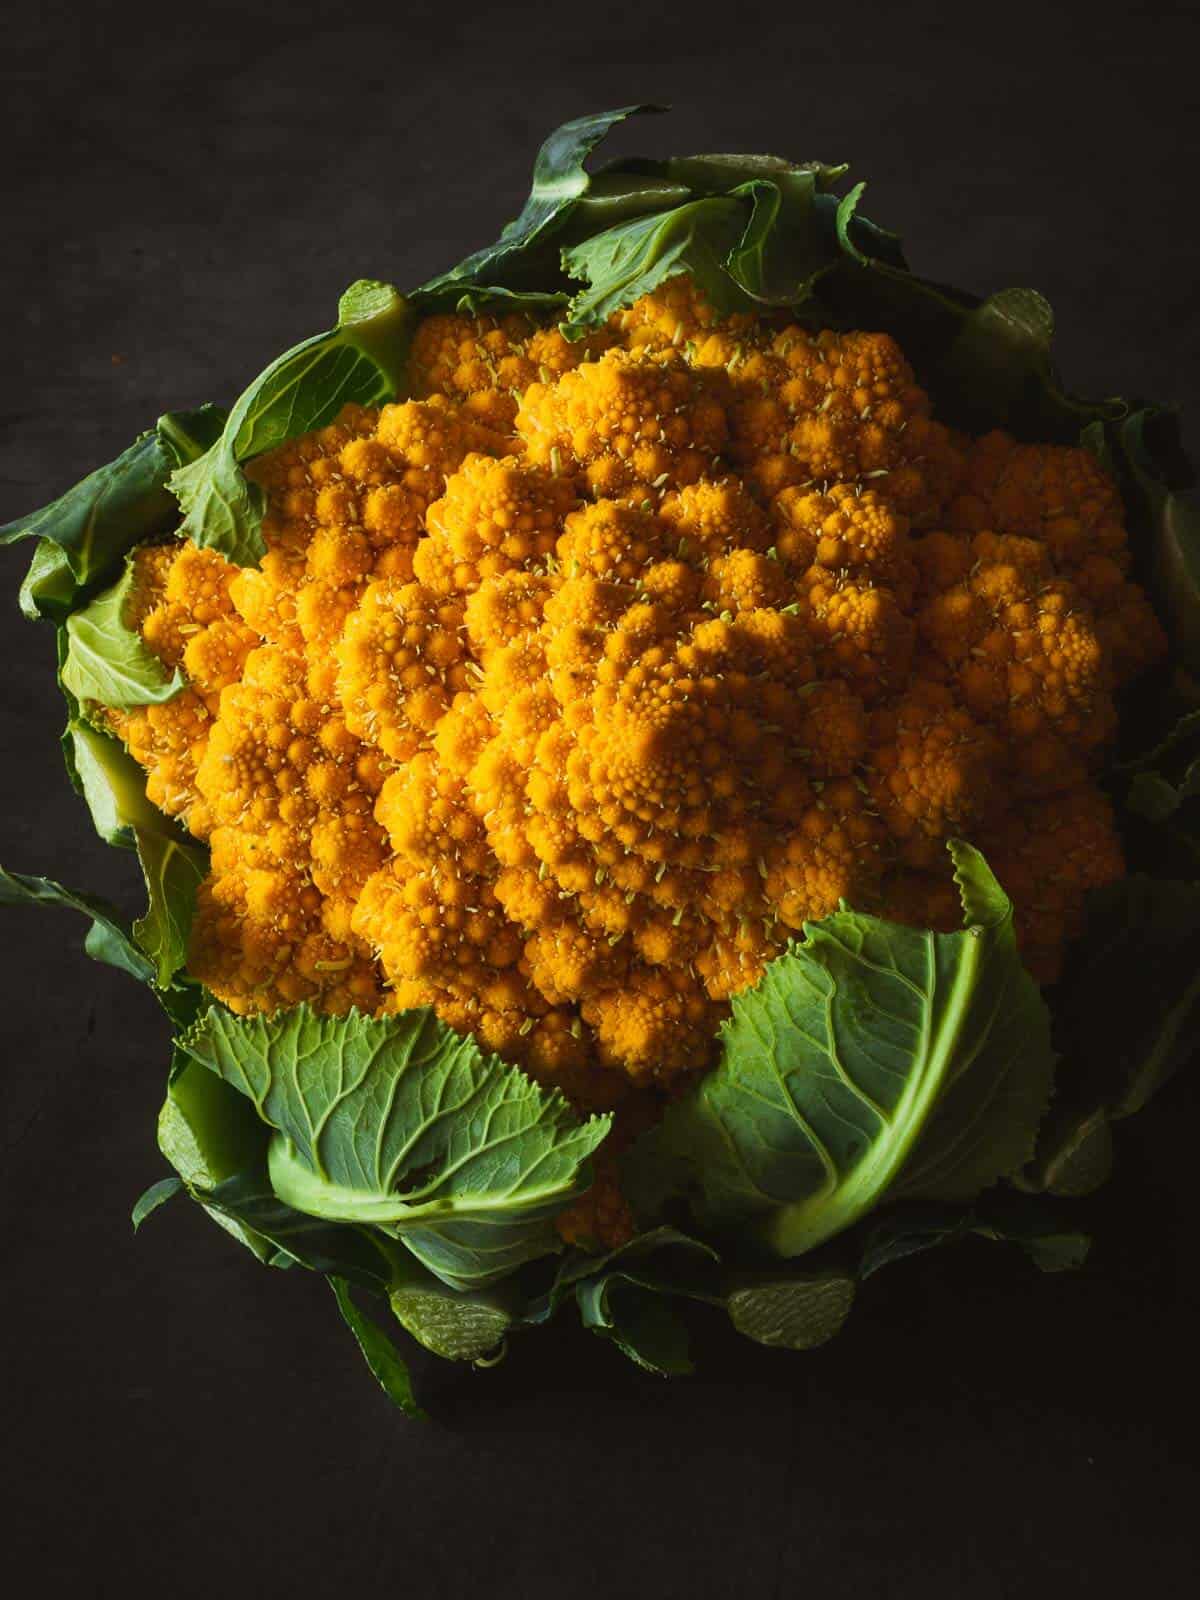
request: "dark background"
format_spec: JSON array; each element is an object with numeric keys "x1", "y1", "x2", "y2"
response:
[{"x1": 2, "y1": 2, "x2": 1197, "y2": 1593}]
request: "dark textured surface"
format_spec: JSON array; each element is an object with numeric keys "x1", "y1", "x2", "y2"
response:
[{"x1": 1, "y1": 3, "x2": 1196, "y2": 1594}]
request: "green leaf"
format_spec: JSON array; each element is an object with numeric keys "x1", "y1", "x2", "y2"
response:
[
  {"x1": 662, "y1": 153, "x2": 848, "y2": 196},
  {"x1": 859, "y1": 1194, "x2": 1091, "y2": 1279},
  {"x1": 1114, "y1": 411, "x2": 1200, "y2": 671},
  {"x1": 1017, "y1": 1232, "x2": 1091, "y2": 1273},
  {"x1": 66, "y1": 720, "x2": 206, "y2": 989},
  {"x1": 199, "y1": 1171, "x2": 396, "y2": 1286},
  {"x1": 60, "y1": 554, "x2": 184, "y2": 708},
  {"x1": 2, "y1": 406, "x2": 224, "y2": 615},
  {"x1": 0, "y1": 863, "x2": 154, "y2": 983},
  {"x1": 1118, "y1": 702, "x2": 1200, "y2": 872},
  {"x1": 857, "y1": 1205, "x2": 974, "y2": 1278},
  {"x1": 132, "y1": 827, "x2": 207, "y2": 989},
  {"x1": 414, "y1": 106, "x2": 665, "y2": 306},
  {"x1": 553, "y1": 1229, "x2": 719, "y2": 1375},
  {"x1": 939, "y1": 287, "x2": 1122, "y2": 435},
  {"x1": 157, "y1": 1054, "x2": 279, "y2": 1264},
  {"x1": 724, "y1": 1268, "x2": 856, "y2": 1350},
  {"x1": 543, "y1": 1225, "x2": 720, "y2": 1309},
  {"x1": 1020, "y1": 875, "x2": 1200, "y2": 1198},
  {"x1": 560, "y1": 1227, "x2": 857, "y2": 1362},
  {"x1": 330, "y1": 1277, "x2": 426, "y2": 1419},
  {"x1": 627, "y1": 843, "x2": 1054, "y2": 1258},
  {"x1": 18, "y1": 539, "x2": 77, "y2": 622},
  {"x1": 576, "y1": 1277, "x2": 694, "y2": 1375},
  {"x1": 387, "y1": 1264, "x2": 517, "y2": 1363},
  {"x1": 66, "y1": 718, "x2": 152, "y2": 847},
  {"x1": 159, "y1": 1054, "x2": 270, "y2": 1187},
  {"x1": 1019, "y1": 1106, "x2": 1114, "y2": 1198},
  {"x1": 131, "y1": 1175, "x2": 183, "y2": 1232},
  {"x1": 725, "y1": 171, "x2": 846, "y2": 305},
  {"x1": 178, "y1": 1005, "x2": 611, "y2": 1291},
  {"x1": 170, "y1": 281, "x2": 410, "y2": 567},
  {"x1": 1127, "y1": 767, "x2": 1200, "y2": 824},
  {"x1": 560, "y1": 197, "x2": 750, "y2": 336},
  {"x1": 971, "y1": 1190, "x2": 1093, "y2": 1273}
]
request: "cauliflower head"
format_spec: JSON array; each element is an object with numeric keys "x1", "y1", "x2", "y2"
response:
[{"x1": 91, "y1": 275, "x2": 1163, "y2": 1248}]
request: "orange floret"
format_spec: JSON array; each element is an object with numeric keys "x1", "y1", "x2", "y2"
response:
[
  {"x1": 516, "y1": 347, "x2": 729, "y2": 496},
  {"x1": 798, "y1": 566, "x2": 915, "y2": 701},
  {"x1": 112, "y1": 694, "x2": 217, "y2": 838},
  {"x1": 409, "y1": 309, "x2": 541, "y2": 400},
  {"x1": 188, "y1": 864, "x2": 380, "y2": 1016},
  {"x1": 582, "y1": 964, "x2": 720, "y2": 1083},
  {"x1": 795, "y1": 680, "x2": 869, "y2": 778},
  {"x1": 950, "y1": 431, "x2": 1128, "y2": 566},
  {"x1": 609, "y1": 275, "x2": 761, "y2": 354},
  {"x1": 919, "y1": 552, "x2": 1116, "y2": 790},
  {"x1": 352, "y1": 858, "x2": 522, "y2": 1001},
  {"x1": 882, "y1": 866, "x2": 964, "y2": 936},
  {"x1": 335, "y1": 579, "x2": 468, "y2": 760},
  {"x1": 703, "y1": 548, "x2": 792, "y2": 613},
  {"x1": 193, "y1": 648, "x2": 321, "y2": 848},
  {"x1": 762, "y1": 780, "x2": 884, "y2": 931},
  {"x1": 416, "y1": 453, "x2": 577, "y2": 595},
  {"x1": 988, "y1": 785, "x2": 1125, "y2": 982},
  {"x1": 409, "y1": 309, "x2": 614, "y2": 444},
  {"x1": 723, "y1": 326, "x2": 944, "y2": 501},
  {"x1": 774, "y1": 482, "x2": 918, "y2": 603},
  {"x1": 463, "y1": 569, "x2": 554, "y2": 657},
  {"x1": 867, "y1": 680, "x2": 1000, "y2": 866},
  {"x1": 554, "y1": 1155, "x2": 637, "y2": 1250},
  {"x1": 659, "y1": 477, "x2": 771, "y2": 555}
]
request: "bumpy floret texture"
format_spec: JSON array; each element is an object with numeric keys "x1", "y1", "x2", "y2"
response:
[{"x1": 95, "y1": 276, "x2": 1165, "y2": 1242}]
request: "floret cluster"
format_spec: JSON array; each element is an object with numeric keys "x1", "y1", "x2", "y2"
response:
[{"x1": 99, "y1": 277, "x2": 1164, "y2": 1129}]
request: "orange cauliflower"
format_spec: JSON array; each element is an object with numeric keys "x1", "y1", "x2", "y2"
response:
[{"x1": 94, "y1": 277, "x2": 1155, "y2": 1178}]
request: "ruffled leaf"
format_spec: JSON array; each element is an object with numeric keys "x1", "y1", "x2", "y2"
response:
[
  {"x1": 1021, "y1": 876, "x2": 1200, "y2": 1196},
  {"x1": 0, "y1": 863, "x2": 154, "y2": 984},
  {"x1": 2, "y1": 406, "x2": 223, "y2": 618},
  {"x1": 67, "y1": 720, "x2": 207, "y2": 993},
  {"x1": 413, "y1": 105, "x2": 666, "y2": 307},
  {"x1": 60, "y1": 555, "x2": 184, "y2": 708},
  {"x1": 627, "y1": 844, "x2": 1054, "y2": 1258},
  {"x1": 330, "y1": 1277, "x2": 426, "y2": 1419},
  {"x1": 170, "y1": 281, "x2": 411, "y2": 567},
  {"x1": 178, "y1": 1005, "x2": 611, "y2": 1291},
  {"x1": 560, "y1": 196, "x2": 748, "y2": 336}
]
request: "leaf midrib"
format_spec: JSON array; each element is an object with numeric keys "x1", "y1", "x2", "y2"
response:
[{"x1": 762, "y1": 925, "x2": 985, "y2": 1255}]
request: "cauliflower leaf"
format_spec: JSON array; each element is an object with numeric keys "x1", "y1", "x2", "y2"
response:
[
  {"x1": 1097, "y1": 407, "x2": 1200, "y2": 676},
  {"x1": 0, "y1": 863, "x2": 155, "y2": 984},
  {"x1": 169, "y1": 280, "x2": 411, "y2": 567},
  {"x1": 627, "y1": 843, "x2": 1054, "y2": 1258},
  {"x1": 67, "y1": 719, "x2": 207, "y2": 997},
  {"x1": 1019, "y1": 874, "x2": 1200, "y2": 1196},
  {"x1": 413, "y1": 104, "x2": 666, "y2": 308},
  {"x1": 1, "y1": 405, "x2": 224, "y2": 619},
  {"x1": 560, "y1": 196, "x2": 749, "y2": 335},
  {"x1": 178, "y1": 1004, "x2": 612, "y2": 1291},
  {"x1": 61, "y1": 553, "x2": 184, "y2": 708},
  {"x1": 0, "y1": 725, "x2": 206, "y2": 1003},
  {"x1": 329, "y1": 1277, "x2": 426, "y2": 1420}
]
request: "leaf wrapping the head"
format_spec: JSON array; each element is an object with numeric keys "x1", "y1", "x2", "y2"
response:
[
  {"x1": 179, "y1": 1005, "x2": 611, "y2": 1291},
  {"x1": 169, "y1": 282, "x2": 410, "y2": 566},
  {"x1": 626, "y1": 844, "x2": 1054, "y2": 1259}
]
